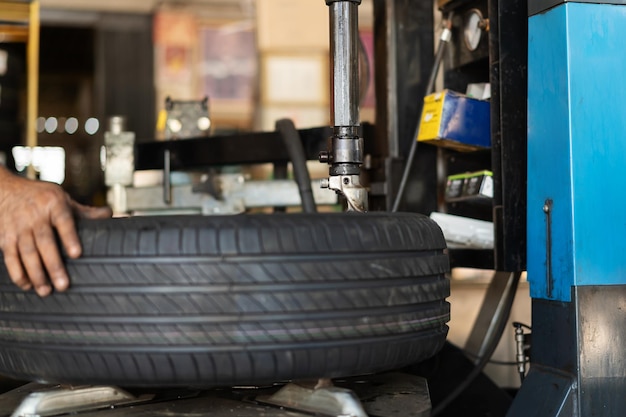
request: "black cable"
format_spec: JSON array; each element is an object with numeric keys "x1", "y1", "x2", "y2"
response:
[
  {"x1": 462, "y1": 350, "x2": 529, "y2": 367},
  {"x1": 391, "y1": 13, "x2": 453, "y2": 213},
  {"x1": 513, "y1": 322, "x2": 532, "y2": 331},
  {"x1": 276, "y1": 119, "x2": 317, "y2": 214},
  {"x1": 432, "y1": 272, "x2": 522, "y2": 416},
  {"x1": 433, "y1": 315, "x2": 512, "y2": 415}
]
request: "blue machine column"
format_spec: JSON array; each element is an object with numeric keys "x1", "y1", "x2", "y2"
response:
[{"x1": 509, "y1": 1, "x2": 626, "y2": 415}]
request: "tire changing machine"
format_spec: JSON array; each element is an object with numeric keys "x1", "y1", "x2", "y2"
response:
[
  {"x1": 508, "y1": 1, "x2": 626, "y2": 415},
  {"x1": 0, "y1": 1, "x2": 433, "y2": 417}
]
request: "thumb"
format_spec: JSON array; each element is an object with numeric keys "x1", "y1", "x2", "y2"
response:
[
  {"x1": 70, "y1": 201, "x2": 113, "y2": 219},
  {"x1": 81, "y1": 206, "x2": 113, "y2": 219}
]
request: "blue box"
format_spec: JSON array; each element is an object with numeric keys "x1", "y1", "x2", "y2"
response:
[{"x1": 417, "y1": 89, "x2": 491, "y2": 151}]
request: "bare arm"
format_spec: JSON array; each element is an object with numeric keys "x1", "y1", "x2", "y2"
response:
[{"x1": 0, "y1": 167, "x2": 111, "y2": 296}]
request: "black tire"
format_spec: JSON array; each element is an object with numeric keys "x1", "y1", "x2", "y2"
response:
[{"x1": 0, "y1": 212, "x2": 450, "y2": 387}]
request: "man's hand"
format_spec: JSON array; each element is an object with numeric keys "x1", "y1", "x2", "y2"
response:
[{"x1": 0, "y1": 168, "x2": 112, "y2": 296}]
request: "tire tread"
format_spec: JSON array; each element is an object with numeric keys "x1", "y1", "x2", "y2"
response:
[{"x1": 0, "y1": 212, "x2": 450, "y2": 387}]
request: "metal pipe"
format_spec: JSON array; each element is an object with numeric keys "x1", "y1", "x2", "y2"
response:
[
  {"x1": 322, "y1": 0, "x2": 367, "y2": 212},
  {"x1": 328, "y1": 0, "x2": 360, "y2": 127}
]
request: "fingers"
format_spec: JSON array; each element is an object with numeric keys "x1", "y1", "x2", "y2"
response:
[
  {"x1": 33, "y1": 225, "x2": 69, "y2": 293},
  {"x1": 17, "y1": 233, "x2": 52, "y2": 297},
  {"x1": 0, "y1": 172, "x2": 107, "y2": 295},
  {"x1": 2, "y1": 222, "x2": 71, "y2": 297},
  {"x1": 2, "y1": 244, "x2": 31, "y2": 291},
  {"x1": 0, "y1": 175, "x2": 112, "y2": 295},
  {"x1": 50, "y1": 202, "x2": 81, "y2": 259},
  {"x1": 3, "y1": 228, "x2": 68, "y2": 297}
]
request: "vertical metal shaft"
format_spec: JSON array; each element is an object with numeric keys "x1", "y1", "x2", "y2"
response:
[
  {"x1": 329, "y1": 1, "x2": 360, "y2": 127},
  {"x1": 321, "y1": 0, "x2": 368, "y2": 212}
]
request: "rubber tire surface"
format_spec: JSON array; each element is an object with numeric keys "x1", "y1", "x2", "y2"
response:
[{"x1": 0, "y1": 212, "x2": 450, "y2": 387}]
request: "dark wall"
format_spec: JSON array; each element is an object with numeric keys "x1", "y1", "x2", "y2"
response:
[
  {"x1": 34, "y1": 12, "x2": 155, "y2": 204},
  {"x1": 0, "y1": 43, "x2": 25, "y2": 169},
  {"x1": 94, "y1": 13, "x2": 155, "y2": 142}
]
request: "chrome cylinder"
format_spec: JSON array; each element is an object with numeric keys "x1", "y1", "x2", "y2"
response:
[
  {"x1": 328, "y1": 0, "x2": 360, "y2": 127},
  {"x1": 323, "y1": 0, "x2": 367, "y2": 211}
]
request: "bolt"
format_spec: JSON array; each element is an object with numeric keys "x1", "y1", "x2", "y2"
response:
[
  {"x1": 319, "y1": 151, "x2": 331, "y2": 163},
  {"x1": 320, "y1": 178, "x2": 330, "y2": 189},
  {"x1": 543, "y1": 200, "x2": 552, "y2": 213}
]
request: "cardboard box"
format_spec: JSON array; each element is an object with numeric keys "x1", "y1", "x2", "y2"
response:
[
  {"x1": 261, "y1": 53, "x2": 329, "y2": 105},
  {"x1": 256, "y1": 0, "x2": 329, "y2": 51},
  {"x1": 417, "y1": 90, "x2": 490, "y2": 151}
]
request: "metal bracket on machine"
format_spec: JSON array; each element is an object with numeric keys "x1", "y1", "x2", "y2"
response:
[
  {"x1": 261, "y1": 379, "x2": 368, "y2": 417},
  {"x1": 321, "y1": 174, "x2": 368, "y2": 212},
  {"x1": 0, "y1": 373, "x2": 432, "y2": 417},
  {"x1": 259, "y1": 373, "x2": 432, "y2": 417},
  {"x1": 4, "y1": 384, "x2": 153, "y2": 417},
  {"x1": 107, "y1": 173, "x2": 338, "y2": 216}
]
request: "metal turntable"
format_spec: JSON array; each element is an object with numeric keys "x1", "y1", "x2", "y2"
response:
[{"x1": 0, "y1": 372, "x2": 431, "y2": 417}]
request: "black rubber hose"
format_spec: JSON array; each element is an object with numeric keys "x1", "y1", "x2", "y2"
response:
[
  {"x1": 391, "y1": 14, "x2": 452, "y2": 213},
  {"x1": 276, "y1": 119, "x2": 317, "y2": 213}
]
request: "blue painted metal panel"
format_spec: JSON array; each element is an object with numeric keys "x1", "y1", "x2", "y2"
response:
[
  {"x1": 528, "y1": 3, "x2": 626, "y2": 301},
  {"x1": 568, "y1": 4, "x2": 626, "y2": 287},
  {"x1": 528, "y1": 6, "x2": 575, "y2": 302}
]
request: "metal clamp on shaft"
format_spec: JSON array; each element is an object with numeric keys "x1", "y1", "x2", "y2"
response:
[
  {"x1": 328, "y1": 126, "x2": 363, "y2": 175},
  {"x1": 321, "y1": 0, "x2": 367, "y2": 212}
]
